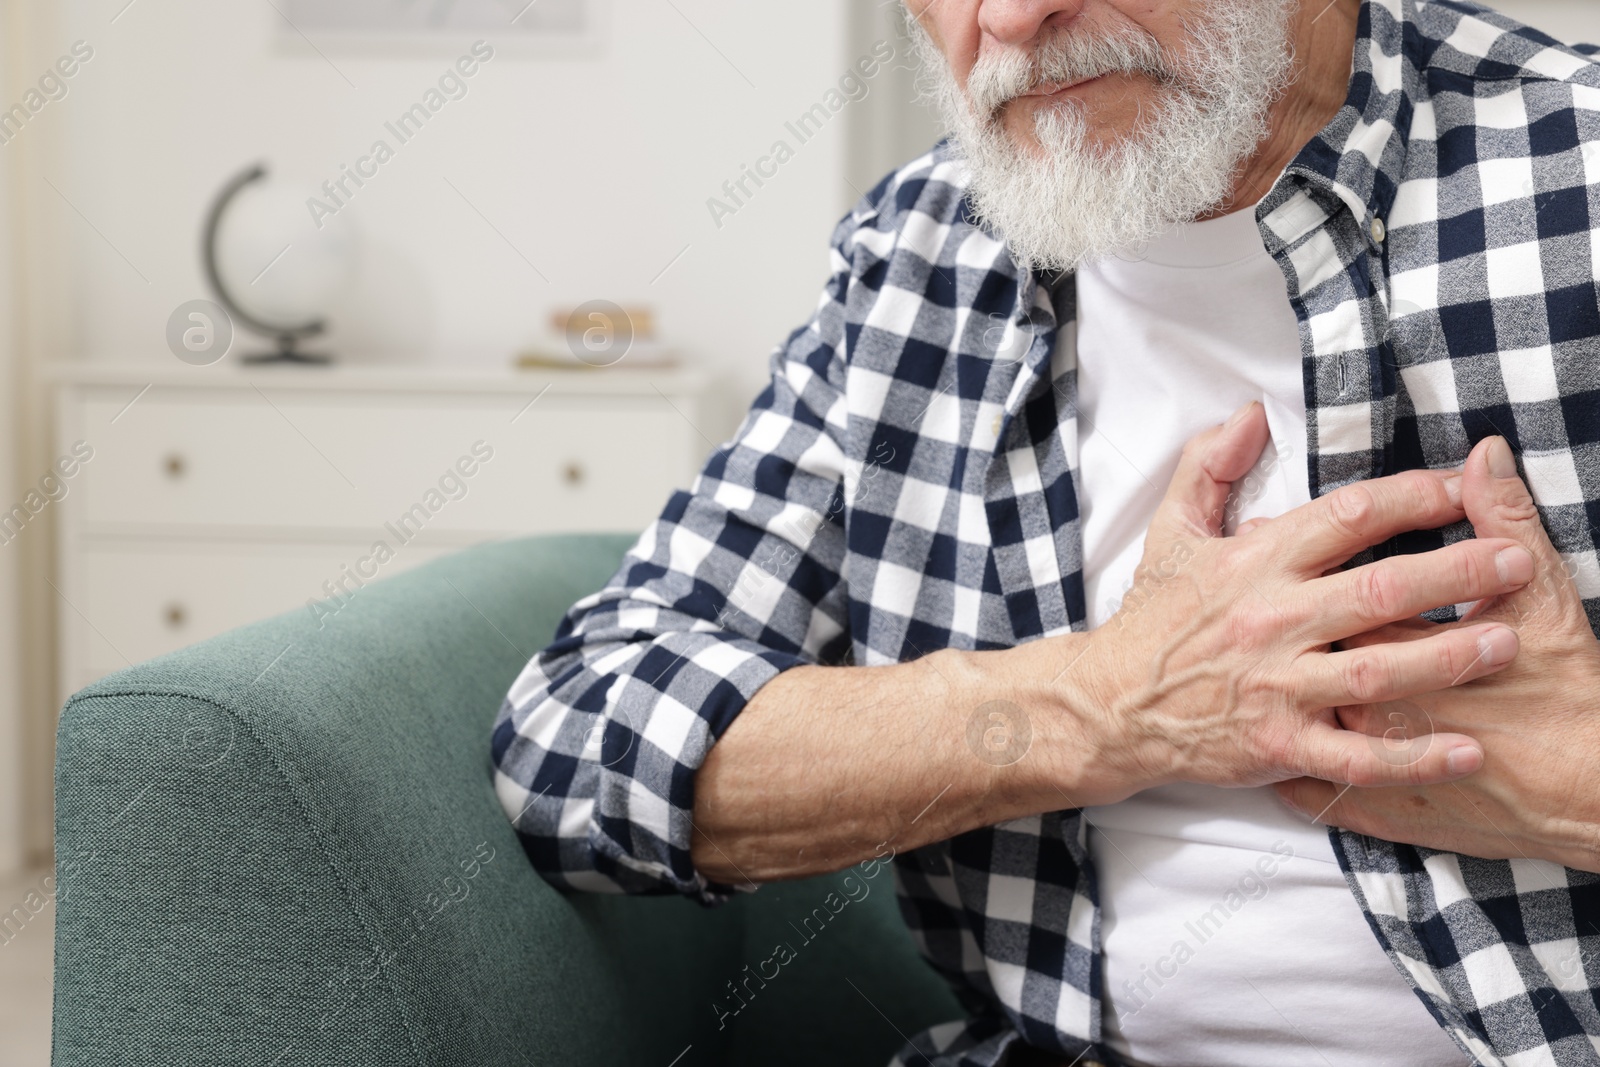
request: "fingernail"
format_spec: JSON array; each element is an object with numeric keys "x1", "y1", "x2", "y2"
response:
[
  {"x1": 1494, "y1": 546, "x2": 1534, "y2": 585},
  {"x1": 1443, "y1": 474, "x2": 1463, "y2": 507},
  {"x1": 1488, "y1": 437, "x2": 1518, "y2": 479},
  {"x1": 1476, "y1": 626, "x2": 1517, "y2": 666},
  {"x1": 1446, "y1": 746, "x2": 1483, "y2": 777},
  {"x1": 1227, "y1": 401, "x2": 1255, "y2": 429}
]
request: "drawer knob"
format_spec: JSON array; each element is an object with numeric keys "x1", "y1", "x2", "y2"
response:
[
  {"x1": 164, "y1": 453, "x2": 186, "y2": 479},
  {"x1": 164, "y1": 602, "x2": 187, "y2": 629},
  {"x1": 562, "y1": 462, "x2": 585, "y2": 487}
]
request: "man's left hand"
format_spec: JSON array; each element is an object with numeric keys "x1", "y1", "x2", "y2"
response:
[{"x1": 1275, "y1": 435, "x2": 1600, "y2": 873}]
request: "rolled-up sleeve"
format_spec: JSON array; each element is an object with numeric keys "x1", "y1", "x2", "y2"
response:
[{"x1": 490, "y1": 222, "x2": 860, "y2": 906}]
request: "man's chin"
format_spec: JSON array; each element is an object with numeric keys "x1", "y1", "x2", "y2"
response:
[
  {"x1": 995, "y1": 108, "x2": 1150, "y2": 164},
  {"x1": 996, "y1": 128, "x2": 1139, "y2": 171},
  {"x1": 1010, "y1": 134, "x2": 1136, "y2": 165}
]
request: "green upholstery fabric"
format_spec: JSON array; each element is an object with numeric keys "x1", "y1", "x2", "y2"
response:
[{"x1": 52, "y1": 534, "x2": 964, "y2": 1066}]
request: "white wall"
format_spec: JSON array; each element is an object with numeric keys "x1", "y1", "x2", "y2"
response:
[
  {"x1": 845, "y1": 1, "x2": 945, "y2": 204},
  {"x1": 1488, "y1": 0, "x2": 1600, "y2": 44},
  {"x1": 0, "y1": 1, "x2": 25, "y2": 878},
  {"x1": 18, "y1": 0, "x2": 872, "y2": 408},
  {"x1": 0, "y1": 381, "x2": 17, "y2": 880},
  {"x1": 0, "y1": 82, "x2": 18, "y2": 879}
]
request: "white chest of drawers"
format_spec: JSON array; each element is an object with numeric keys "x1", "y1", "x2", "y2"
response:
[{"x1": 48, "y1": 363, "x2": 712, "y2": 699}]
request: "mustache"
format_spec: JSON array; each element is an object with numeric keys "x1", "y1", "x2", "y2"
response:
[{"x1": 966, "y1": 20, "x2": 1171, "y2": 117}]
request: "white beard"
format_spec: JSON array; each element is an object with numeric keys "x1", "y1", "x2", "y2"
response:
[{"x1": 907, "y1": 3, "x2": 1297, "y2": 272}]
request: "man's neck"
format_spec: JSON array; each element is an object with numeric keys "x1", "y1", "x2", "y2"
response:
[{"x1": 1199, "y1": 0, "x2": 1363, "y2": 220}]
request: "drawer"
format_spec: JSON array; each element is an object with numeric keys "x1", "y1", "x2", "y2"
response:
[
  {"x1": 75, "y1": 389, "x2": 701, "y2": 535},
  {"x1": 72, "y1": 539, "x2": 455, "y2": 675}
]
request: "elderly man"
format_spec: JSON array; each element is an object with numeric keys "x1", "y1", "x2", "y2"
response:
[{"x1": 492, "y1": 1, "x2": 1600, "y2": 1063}]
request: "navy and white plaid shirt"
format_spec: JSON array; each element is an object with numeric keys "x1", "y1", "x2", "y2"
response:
[{"x1": 492, "y1": 2, "x2": 1600, "y2": 1063}]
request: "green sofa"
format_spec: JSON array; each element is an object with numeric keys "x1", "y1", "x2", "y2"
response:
[{"x1": 51, "y1": 534, "x2": 965, "y2": 1066}]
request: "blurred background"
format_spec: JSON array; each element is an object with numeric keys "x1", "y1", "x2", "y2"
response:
[{"x1": 0, "y1": 0, "x2": 1596, "y2": 1062}]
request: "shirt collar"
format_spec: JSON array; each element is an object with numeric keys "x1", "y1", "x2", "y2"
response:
[{"x1": 1273, "y1": 0, "x2": 1415, "y2": 246}]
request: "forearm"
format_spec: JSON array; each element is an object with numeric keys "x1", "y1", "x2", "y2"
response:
[
  {"x1": 689, "y1": 635, "x2": 1136, "y2": 884},
  {"x1": 683, "y1": 418, "x2": 1540, "y2": 890}
]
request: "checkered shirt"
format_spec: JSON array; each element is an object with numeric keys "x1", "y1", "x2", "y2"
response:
[{"x1": 492, "y1": 2, "x2": 1600, "y2": 1063}]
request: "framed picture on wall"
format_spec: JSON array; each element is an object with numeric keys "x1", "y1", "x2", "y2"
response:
[{"x1": 276, "y1": 0, "x2": 606, "y2": 55}]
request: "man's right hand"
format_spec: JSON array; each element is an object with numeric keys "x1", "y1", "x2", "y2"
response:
[
  {"x1": 1048, "y1": 401, "x2": 1533, "y2": 800},
  {"x1": 691, "y1": 402, "x2": 1536, "y2": 884}
]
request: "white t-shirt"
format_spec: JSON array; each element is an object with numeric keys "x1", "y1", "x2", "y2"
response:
[{"x1": 1072, "y1": 206, "x2": 1467, "y2": 1066}]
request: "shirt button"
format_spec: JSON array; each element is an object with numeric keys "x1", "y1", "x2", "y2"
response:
[
  {"x1": 992, "y1": 413, "x2": 1003, "y2": 437},
  {"x1": 1370, "y1": 215, "x2": 1387, "y2": 244}
]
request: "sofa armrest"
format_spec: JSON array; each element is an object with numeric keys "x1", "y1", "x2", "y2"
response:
[{"x1": 52, "y1": 534, "x2": 741, "y2": 1067}]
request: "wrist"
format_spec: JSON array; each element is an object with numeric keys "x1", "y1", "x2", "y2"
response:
[
  {"x1": 975, "y1": 632, "x2": 1162, "y2": 811},
  {"x1": 1545, "y1": 779, "x2": 1600, "y2": 874}
]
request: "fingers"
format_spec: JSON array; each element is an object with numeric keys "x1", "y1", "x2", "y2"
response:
[
  {"x1": 1273, "y1": 778, "x2": 1346, "y2": 824},
  {"x1": 1306, "y1": 537, "x2": 1533, "y2": 640},
  {"x1": 1333, "y1": 699, "x2": 1448, "y2": 750},
  {"x1": 1288, "y1": 720, "x2": 1483, "y2": 788},
  {"x1": 1146, "y1": 402, "x2": 1269, "y2": 548},
  {"x1": 1461, "y1": 436, "x2": 1586, "y2": 628},
  {"x1": 1304, "y1": 622, "x2": 1519, "y2": 706},
  {"x1": 1334, "y1": 617, "x2": 1435, "y2": 652},
  {"x1": 1275, "y1": 777, "x2": 1416, "y2": 842},
  {"x1": 1271, "y1": 468, "x2": 1466, "y2": 574},
  {"x1": 1276, "y1": 778, "x2": 1506, "y2": 861},
  {"x1": 1275, "y1": 777, "x2": 1404, "y2": 831},
  {"x1": 1462, "y1": 437, "x2": 1556, "y2": 562}
]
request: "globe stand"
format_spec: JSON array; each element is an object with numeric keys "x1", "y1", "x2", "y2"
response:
[
  {"x1": 240, "y1": 335, "x2": 332, "y2": 365},
  {"x1": 204, "y1": 162, "x2": 334, "y2": 366}
]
